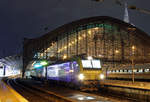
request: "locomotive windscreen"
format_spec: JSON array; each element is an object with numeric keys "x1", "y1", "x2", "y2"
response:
[
  {"x1": 81, "y1": 59, "x2": 101, "y2": 69},
  {"x1": 92, "y1": 60, "x2": 101, "y2": 68},
  {"x1": 81, "y1": 60, "x2": 92, "y2": 68}
]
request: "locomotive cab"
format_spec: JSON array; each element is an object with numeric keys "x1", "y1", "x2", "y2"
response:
[{"x1": 77, "y1": 57, "x2": 104, "y2": 91}]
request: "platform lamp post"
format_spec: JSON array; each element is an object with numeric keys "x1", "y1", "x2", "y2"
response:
[
  {"x1": 128, "y1": 27, "x2": 136, "y2": 83},
  {"x1": 131, "y1": 45, "x2": 135, "y2": 83}
]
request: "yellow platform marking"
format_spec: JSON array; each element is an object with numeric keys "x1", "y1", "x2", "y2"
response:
[{"x1": 0, "y1": 79, "x2": 28, "y2": 102}]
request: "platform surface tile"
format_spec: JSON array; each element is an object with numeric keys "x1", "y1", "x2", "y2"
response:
[{"x1": 0, "y1": 78, "x2": 28, "y2": 102}]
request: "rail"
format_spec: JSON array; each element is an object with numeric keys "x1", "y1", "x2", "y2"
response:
[{"x1": 7, "y1": 78, "x2": 76, "y2": 102}]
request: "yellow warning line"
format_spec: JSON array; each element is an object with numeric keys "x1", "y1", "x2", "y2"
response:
[{"x1": 2, "y1": 80, "x2": 28, "y2": 102}]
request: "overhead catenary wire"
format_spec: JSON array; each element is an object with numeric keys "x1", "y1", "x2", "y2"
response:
[{"x1": 92, "y1": 0, "x2": 150, "y2": 15}]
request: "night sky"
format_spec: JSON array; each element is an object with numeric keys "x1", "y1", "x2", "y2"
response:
[{"x1": 0, "y1": 0, "x2": 150, "y2": 57}]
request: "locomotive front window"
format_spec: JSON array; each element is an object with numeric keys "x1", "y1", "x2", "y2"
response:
[
  {"x1": 81, "y1": 60, "x2": 92, "y2": 68},
  {"x1": 81, "y1": 59, "x2": 101, "y2": 69}
]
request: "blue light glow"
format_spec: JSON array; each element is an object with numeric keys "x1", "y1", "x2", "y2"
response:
[{"x1": 34, "y1": 63, "x2": 43, "y2": 68}]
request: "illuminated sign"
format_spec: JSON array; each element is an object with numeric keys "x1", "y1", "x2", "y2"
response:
[{"x1": 34, "y1": 63, "x2": 43, "y2": 68}]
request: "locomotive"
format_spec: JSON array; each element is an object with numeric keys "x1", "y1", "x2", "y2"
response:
[{"x1": 46, "y1": 57, "x2": 104, "y2": 91}]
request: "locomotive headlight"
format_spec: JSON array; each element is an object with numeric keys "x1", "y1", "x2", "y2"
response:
[
  {"x1": 78, "y1": 74, "x2": 84, "y2": 80},
  {"x1": 100, "y1": 74, "x2": 105, "y2": 80}
]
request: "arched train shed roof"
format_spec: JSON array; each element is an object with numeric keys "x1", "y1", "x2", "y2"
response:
[{"x1": 24, "y1": 16, "x2": 150, "y2": 48}]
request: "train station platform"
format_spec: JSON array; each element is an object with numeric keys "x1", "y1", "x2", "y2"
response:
[
  {"x1": 0, "y1": 78, "x2": 28, "y2": 102},
  {"x1": 101, "y1": 79, "x2": 150, "y2": 90}
]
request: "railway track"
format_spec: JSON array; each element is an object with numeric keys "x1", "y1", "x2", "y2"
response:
[
  {"x1": 7, "y1": 79, "x2": 53, "y2": 102},
  {"x1": 5, "y1": 78, "x2": 143, "y2": 102},
  {"x1": 6, "y1": 78, "x2": 71, "y2": 102},
  {"x1": 94, "y1": 90, "x2": 140, "y2": 102}
]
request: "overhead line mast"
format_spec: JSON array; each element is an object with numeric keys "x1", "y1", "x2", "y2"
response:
[
  {"x1": 92, "y1": 0, "x2": 150, "y2": 21},
  {"x1": 124, "y1": 2, "x2": 129, "y2": 23}
]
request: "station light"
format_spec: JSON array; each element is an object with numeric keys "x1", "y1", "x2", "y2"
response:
[
  {"x1": 98, "y1": 54, "x2": 104, "y2": 57},
  {"x1": 71, "y1": 41, "x2": 74, "y2": 44},
  {"x1": 34, "y1": 63, "x2": 42, "y2": 68},
  {"x1": 86, "y1": 96, "x2": 95, "y2": 100},
  {"x1": 115, "y1": 50, "x2": 119, "y2": 54},
  {"x1": 87, "y1": 56, "x2": 93, "y2": 60},
  {"x1": 83, "y1": 34, "x2": 86, "y2": 38},
  {"x1": 77, "y1": 97, "x2": 84, "y2": 101},
  {"x1": 132, "y1": 45, "x2": 135, "y2": 50},
  {"x1": 64, "y1": 46, "x2": 67, "y2": 49},
  {"x1": 63, "y1": 55, "x2": 67, "y2": 60},
  {"x1": 78, "y1": 73, "x2": 84, "y2": 80},
  {"x1": 100, "y1": 74, "x2": 105, "y2": 80},
  {"x1": 75, "y1": 39, "x2": 77, "y2": 42},
  {"x1": 88, "y1": 30, "x2": 91, "y2": 35},
  {"x1": 94, "y1": 27, "x2": 99, "y2": 30},
  {"x1": 34, "y1": 60, "x2": 48, "y2": 69},
  {"x1": 69, "y1": 43, "x2": 71, "y2": 46},
  {"x1": 40, "y1": 61, "x2": 48, "y2": 66}
]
